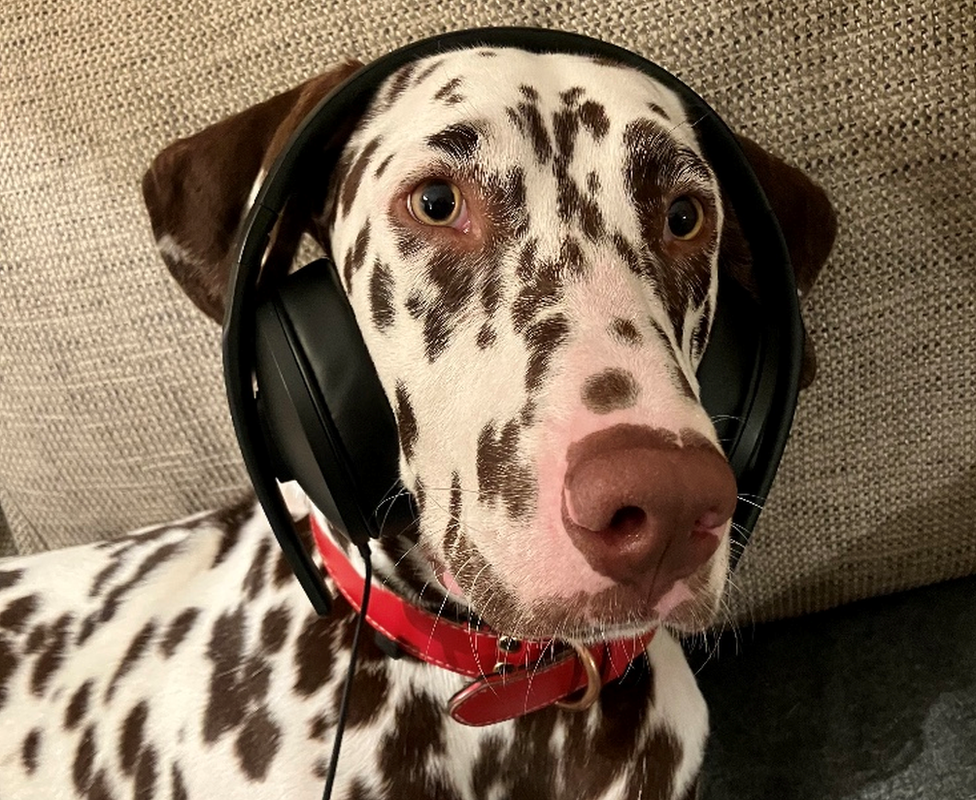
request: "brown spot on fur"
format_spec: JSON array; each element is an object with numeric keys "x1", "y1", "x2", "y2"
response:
[
  {"x1": 433, "y1": 77, "x2": 464, "y2": 104},
  {"x1": 560, "y1": 86, "x2": 584, "y2": 106},
  {"x1": 511, "y1": 101, "x2": 552, "y2": 164},
  {"x1": 482, "y1": 165, "x2": 529, "y2": 239},
  {"x1": 73, "y1": 724, "x2": 96, "y2": 793},
  {"x1": 583, "y1": 368, "x2": 640, "y2": 414},
  {"x1": 525, "y1": 314, "x2": 571, "y2": 392},
  {"x1": 235, "y1": 706, "x2": 282, "y2": 780},
  {"x1": 293, "y1": 612, "x2": 334, "y2": 696},
  {"x1": 413, "y1": 58, "x2": 445, "y2": 85},
  {"x1": 344, "y1": 779, "x2": 383, "y2": 800},
  {"x1": 395, "y1": 226, "x2": 424, "y2": 260},
  {"x1": 0, "y1": 636, "x2": 18, "y2": 710},
  {"x1": 107, "y1": 619, "x2": 156, "y2": 700},
  {"x1": 476, "y1": 322, "x2": 496, "y2": 349},
  {"x1": 0, "y1": 569, "x2": 24, "y2": 589},
  {"x1": 172, "y1": 764, "x2": 189, "y2": 800},
  {"x1": 476, "y1": 421, "x2": 536, "y2": 520},
  {"x1": 211, "y1": 496, "x2": 256, "y2": 566},
  {"x1": 273, "y1": 549, "x2": 294, "y2": 588},
  {"x1": 243, "y1": 539, "x2": 271, "y2": 601},
  {"x1": 0, "y1": 594, "x2": 39, "y2": 632},
  {"x1": 240, "y1": 654, "x2": 273, "y2": 706},
  {"x1": 512, "y1": 259, "x2": 561, "y2": 333},
  {"x1": 610, "y1": 318, "x2": 643, "y2": 346},
  {"x1": 623, "y1": 118, "x2": 718, "y2": 335},
  {"x1": 428, "y1": 248, "x2": 476, "y2": 317},
  {"x1": 579, "y1": 100, "x2": 610, "y2": 139},
  {"x1": 89, "y1": 559, "x2": 123, "y2": 597},
  {"x1": 395, "y1": 382, "x2": 418, "y2": 461},
  {"x1": 260, "y1": 604, "x2": 291, "y2": 654},
  {"x1": 423, "y1": 305, "x2": 450, "y2": 361},
  {"x1": 31, "y1": 612, "x2": 72, "y2": 696},
  {"x1": 87, "y1": 769, "x2": 115, "y2": 800},
  {"x1": 344, "y1": 662, "x2": 391, "y2": 730},
  {"x1": 560, "y1": 236, "x2": 585, "y2": 278},
  {"x1": 384, "y1": 63, "x2": 417, "y2": 108},
  {"x1": 340, "y1": 138, "x2": 381, "y2": 218},
  {"x1": 427, "y1": 123, "x2": 480, "y2": 162},
  {"x1": 160, "y1": 607, "x2": 200, "y2": 659},
  {"x1": 374, "y1": 152, "x2": 394, "y2": 178},
  {"x1": 648, "y1": 101, "x2": 670, "y2": 119},
  {"x1": 204, "y1": 606, "x2": 246, "y2": 741},
  {"x1": 519, "y1": 84, "x2": 540, "y2": 102},
  {"x1": 25, "y1": 623, "x2": 47, "y2": 653},
  {"x1": 65, "y1": 679, "x2": 93, "y2": 730},
  {"x1": 516, "y1": 238, "x2": 538, "y2": 281},
  {"x1": 343, "y1": 221, "x2": 371, "y2": 291},
  {"x1": 627, "y1": 729, "x2": 684, "y2": 798},
  {"x1": 370, "y1": 259, "x2": 396, "y2": 331},
  {"x1": 612, "y1": 231, "x2": 642, "y2": 275},
  {"x1": 22, "y1": 728, "x2": 41, "y2": 773},
  {"x1": 134, "y1": 745, "x2": 158, "y2": 799},
  {"x1": 308, "y1": 711, "x2": 329, "y2": 740},
  {"x1": 0, "y1": 569, "x2": 23, "y2": 589},
  {"x1": 120, "y1": 700, "x2": 148, "y2": 775},
  {"x1": 480, "y1": 269, "x2": 502, "y2": 317},
  {"x1": 378, "y1": 692, "x2": 451, "y2": 796},
  {"x1": 77, "y1": 540, "x2": 181, "y2": 647}
]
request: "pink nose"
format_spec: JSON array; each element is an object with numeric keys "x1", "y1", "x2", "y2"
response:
[{"x1": 562, "y1": 424, "x2": 737, "y2": 590}]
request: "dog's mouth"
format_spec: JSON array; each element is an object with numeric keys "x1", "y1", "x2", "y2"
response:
[{"x1": 428, "y1": 550, "x2": 722, "y2": 643}]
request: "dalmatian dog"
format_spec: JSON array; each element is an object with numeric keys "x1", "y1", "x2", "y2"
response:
[{"x1": 0, "y1": 45, "x2": 836, "y2": 799}]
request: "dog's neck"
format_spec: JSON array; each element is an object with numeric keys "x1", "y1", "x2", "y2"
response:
[
  {"x1": 309, "y1": 511, "x2": 656, "y2": 726},
  {"x1": 311, "y1": 505, "x2": 473, "y2": 624}
]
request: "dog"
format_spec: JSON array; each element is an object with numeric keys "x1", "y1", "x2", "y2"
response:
[{"x1": 0, "y1": 45, "x2": 836, "y2": 799}]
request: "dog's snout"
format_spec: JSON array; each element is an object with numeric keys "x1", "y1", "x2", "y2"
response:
[{"x1": 562, "y1": 424, "x2": 736, "y2": 590}]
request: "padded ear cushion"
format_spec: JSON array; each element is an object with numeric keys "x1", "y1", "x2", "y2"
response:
[{"x1": 253, "y1": 258, "x2": 402, "y2": 545}]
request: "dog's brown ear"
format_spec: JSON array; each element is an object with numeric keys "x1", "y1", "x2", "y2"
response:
[
  {"x1": 720, "y1": 136, "x2": 838, "y2": 387},
  {"x1": 142, "y1": 60, "x2": 364, "y2": 323}
]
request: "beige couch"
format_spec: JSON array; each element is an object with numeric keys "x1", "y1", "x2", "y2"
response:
[{"x1": 1, "y1": 0, "x2": 973, "y2": 624}]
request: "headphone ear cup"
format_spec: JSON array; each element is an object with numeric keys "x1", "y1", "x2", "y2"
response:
[{"x1": 253, "y1": 258, "x2": 403, "y2": 545}]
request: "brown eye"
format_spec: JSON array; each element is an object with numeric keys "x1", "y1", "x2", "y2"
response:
[
  {"x1": 408, "y1": 180, "x2": 462, "y2": 226},
  {"x1": 667, "y1": 196, "x2": 704, "y2": 240}
]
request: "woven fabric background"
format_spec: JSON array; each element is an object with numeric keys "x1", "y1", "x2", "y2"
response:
[{"x1": 0, "y1": 0, "x2": 972, "y2": 622}]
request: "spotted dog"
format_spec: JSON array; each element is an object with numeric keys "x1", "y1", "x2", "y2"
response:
[{"x1": 0, "y1": 47, "x2": 836, "y2": 799}]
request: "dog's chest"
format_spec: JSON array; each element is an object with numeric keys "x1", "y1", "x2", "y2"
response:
[{"x1": 0, "y1": 499, "x2": 704, "y2": 799}]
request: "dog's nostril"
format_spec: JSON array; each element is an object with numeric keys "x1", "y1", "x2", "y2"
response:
[{"x1": 608, "y1": 506, "x2": 646, "y2": 536}]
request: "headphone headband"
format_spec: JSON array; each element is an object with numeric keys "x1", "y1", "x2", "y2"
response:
[{"x1": 224, "y1": 28, "x2": 803, "y2": 611}]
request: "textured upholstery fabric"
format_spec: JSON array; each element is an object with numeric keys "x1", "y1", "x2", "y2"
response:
[{"x1": 0, "y1": 0, "x2": 973, "y2": 622}]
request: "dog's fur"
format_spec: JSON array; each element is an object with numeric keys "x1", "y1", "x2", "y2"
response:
[{"x1": 0, "y1": 46, "x2": 836, "y2": 799}]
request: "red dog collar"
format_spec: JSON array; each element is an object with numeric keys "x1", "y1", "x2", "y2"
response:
[{"x1": 310, "y1": 515, "x2": 655, "y2": 726}]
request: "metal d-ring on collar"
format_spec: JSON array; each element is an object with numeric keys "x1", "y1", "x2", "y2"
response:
[{"x1": 555, "y1": 641, "x2": 603, "y2": 712}]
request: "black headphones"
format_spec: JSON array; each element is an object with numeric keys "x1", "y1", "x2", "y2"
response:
[{"x1": 222, "y1": 27, "x2": 804, "y2": 615}]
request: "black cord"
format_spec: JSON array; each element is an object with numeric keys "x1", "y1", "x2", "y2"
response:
[{"x1": 322, "y1": 542, "x2": 373, "y2": 800}]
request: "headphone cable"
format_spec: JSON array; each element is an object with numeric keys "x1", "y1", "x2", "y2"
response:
[{"x1": 321, "y1": 542, "x2": 373, "y2": 800}]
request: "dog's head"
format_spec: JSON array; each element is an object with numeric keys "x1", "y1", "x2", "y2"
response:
[{"x1": 144, "y1": 47, "x2": 836, "y2": 642}]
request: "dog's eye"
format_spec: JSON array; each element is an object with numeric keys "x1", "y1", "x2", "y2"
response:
[
  {"x1": 666, "y1": 196, "x2": 704, "y2": 240},
  {"x1": 408, "y1": 180, "x2": 463, "y2": 226}
]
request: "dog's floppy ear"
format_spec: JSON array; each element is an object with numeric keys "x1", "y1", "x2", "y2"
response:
[
  {"x1": 720, "y1": 136, "x2": 838, "y2": 387},
  {"x1": 142, "y1": 60, "x2": 364, "y2": 323}
]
